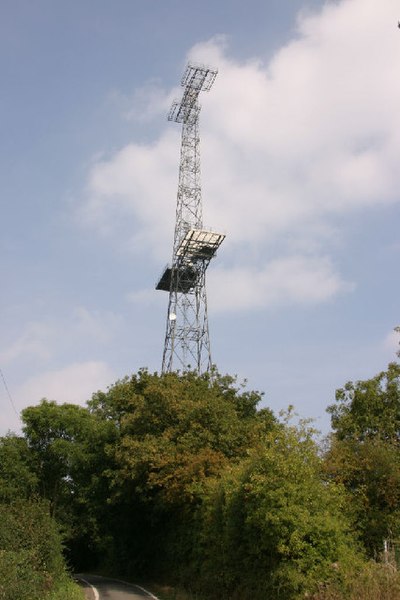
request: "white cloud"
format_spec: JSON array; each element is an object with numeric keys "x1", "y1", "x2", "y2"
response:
[
  {"x1": 383, "y1": 328, "x2": 400, "y2": 358},
  {"x1": 79, "y1": 0, "x2": 399, "y2": 311},
  {"x1": 0, "y1": 307, "x2": 122, "y2": 367},
  {"x1": 14, "y1": 361, "x2": 115, "y2": 409},
  {"x1": 0, "y1": 360, "x2": 116, "y2": 436},
  {"x1": 0, "y1": 309, "x2": 122, "y2": 435},
  {"x1": 122, "y1": 80, "x2": 177, "y2": 122},
  {"x1": 81, "y1": 130, "x2": 179, "y2": 257},
  {"x1": 70, "y1": 306, "x2": 122, "y2": 345},
  {"x1": 126, "y1": 287, "x2": 165, "y2": 306},
  {"x1": 0, "y1": 409, "x2": 21, "y2": 437},
  {"x1": 0, "y1": 322, "x2": 54, "y2": 364},
  {"x1": 208, "y1": 255, "x2": 351, "y2": 312}
]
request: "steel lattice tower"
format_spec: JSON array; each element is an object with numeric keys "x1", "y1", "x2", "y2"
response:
[{"x1": 156, "y1": 64, "x2": 225, "y2": 374}]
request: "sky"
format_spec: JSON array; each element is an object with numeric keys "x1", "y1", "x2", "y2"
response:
[{"x1": 1, "y1": 0, "x2": 400, "y2": 435}]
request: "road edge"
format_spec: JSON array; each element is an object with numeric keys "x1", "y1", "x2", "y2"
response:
[
  {"x1": 105, "y1": 576, "x2": 160, "y2": 599},
  {"x1": 75, "y1": 574, "x2": 160, "y2": 600},
  {"x1": 75, "y1": 576, "x2": 100, "y2": 600}
]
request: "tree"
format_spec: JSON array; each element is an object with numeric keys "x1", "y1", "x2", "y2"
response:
[
  {"x1": 191, "y1": 419, "x2": 362, "y2": 600},
  {"x1": 21, "y1": 399, "x2": 116, "y2": 570},
  {"x1": 87, "y1": 369, "x2": 276, "y2": 576},
  {"x1": 326, "y1": 355, "x2": 400, "y2": 555},
  {"x1": 0, "y1": 499, "x2": 68, "y2": 600},
  {"x1": 327, "y1": 362, "x2": 400, "y2": 443},
  {"x1": 0, "y1": 434, "x2": 38, "y2": 502},
  {"x1": 89, "y1": 369, "x2": 274, "y2": 507},
  {"x1": 325, "y1": 435, "x2": 400, "y2": 554}
]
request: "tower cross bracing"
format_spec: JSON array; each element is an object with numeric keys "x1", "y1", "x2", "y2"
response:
[{"x1": 156, "y1": 63, "x2": 224, "y2": 374}]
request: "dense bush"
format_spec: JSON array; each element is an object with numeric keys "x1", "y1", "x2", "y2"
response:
[
  {"x1": 326, "y1": 361, "x2": 400, "y2": 555},
  {"x1": 87, "y1": 370, "x2": 276, "y2": 576},
  {"x1": 0, "y1": 499, "x2": 82, "y2": 600},
  {"x1": 313, "y1": 561, "x2": 400, "y2": 600},
  {"x1": 173, "y1": 421, "x2": 363, "y2": 600},
  {"x1": 3, "y1": 365, "x2": 400, "y2": 600},
  {"x1": 0, "y1": 435, "x2": 38, "y2": 501},
  {"x1": 85, "y1": 371, "x2": 365, "y2": 598}
]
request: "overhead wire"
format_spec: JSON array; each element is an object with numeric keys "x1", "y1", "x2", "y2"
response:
[{"x1": 0, "y1": 367, "x2": 19, "y2": 418}]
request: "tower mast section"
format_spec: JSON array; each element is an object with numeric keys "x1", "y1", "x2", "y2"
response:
[{"x1": 156, "y1": 64, "x2": 224, "y2": 374}]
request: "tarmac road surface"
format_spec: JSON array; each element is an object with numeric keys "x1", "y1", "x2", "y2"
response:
[{"x1": 75, "y1": 574, "x2": 160, "y2": 600}]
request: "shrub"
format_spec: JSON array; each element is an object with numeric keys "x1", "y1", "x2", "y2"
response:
[
  {"x1": 190, "y1": 422, "x2": 364, "y2": 599},
  {"x1": 313, "y1": 561, "x2": 400, "y2": 600},
  {"x1": 0, "y1": 499, "x2": 75, "y2": 600}
]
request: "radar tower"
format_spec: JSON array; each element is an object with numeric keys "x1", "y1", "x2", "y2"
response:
[{"x1": 156, "y1": 64, "x2": 224, "y2": 373}]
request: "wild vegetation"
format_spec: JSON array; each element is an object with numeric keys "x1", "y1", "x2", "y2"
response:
[
  {"x1": 0, "y1": 496, "x2": 83, "y2": 600},
  {"x1": 2, "y1": 354, "x2": 400, "y2": 599}
]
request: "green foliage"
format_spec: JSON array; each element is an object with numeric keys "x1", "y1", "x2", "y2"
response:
[
  {"x1": 192, "y1": 422, "x2": 362, "y2": 600},
  {"x1": 4, "y1": 367, "x2": 395, "y2": 599},
  {"x1": 86, "y1": 369, "x2": 275, "y2": 577},
  {"x1": 22, "y1": 399, "x2": 115, "y2": 510},
  {"x1": 0, "y1": 434, "x2": 38, "y2": 501},
  {"x1": 21, "y1": 399, "x2": 116, "y2": 569},
  {"x1": 45, "y1": 576, "x2": 84, "y2": 600},
  {"x1": 0, "y1": 433, "x2": 83, "y2": 597},
  {"x1": 90, "y1": 369, "x2": 274, "y2": 507},
  {"x1": 326, "y1": 359, "x2": 400, "y2": 555},
  {"x1": 325, "y1": 435, "x2": 400, "y2": 553},
  {"x1": 7, "y1": 373, "x2": 277, "y2": 581},
  {"x1": 327, "y1": 362, "x2": 400, "y2": 443},
  {"x1": 313, "y1": 561, "x2": 400, "y2": 600},
  {"x1": 0, "y1": 499, "x2": 68, "y2": 600}
]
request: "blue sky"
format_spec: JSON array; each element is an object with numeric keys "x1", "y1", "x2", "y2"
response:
[{"x1": 1, "y1": 0, "x2": 399, "y2": 435}]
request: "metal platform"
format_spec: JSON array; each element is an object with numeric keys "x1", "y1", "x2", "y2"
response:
[
  {"x1": 177, "y1": 229, "x2": 225, "y2": 261},
  {"x1": 156, "y1": 265, "x2": 199, "y2": 293}
]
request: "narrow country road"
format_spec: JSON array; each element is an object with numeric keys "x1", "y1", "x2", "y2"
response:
[{"x1": 75, "y1": 574, "x2": 159, "y2": 600}]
